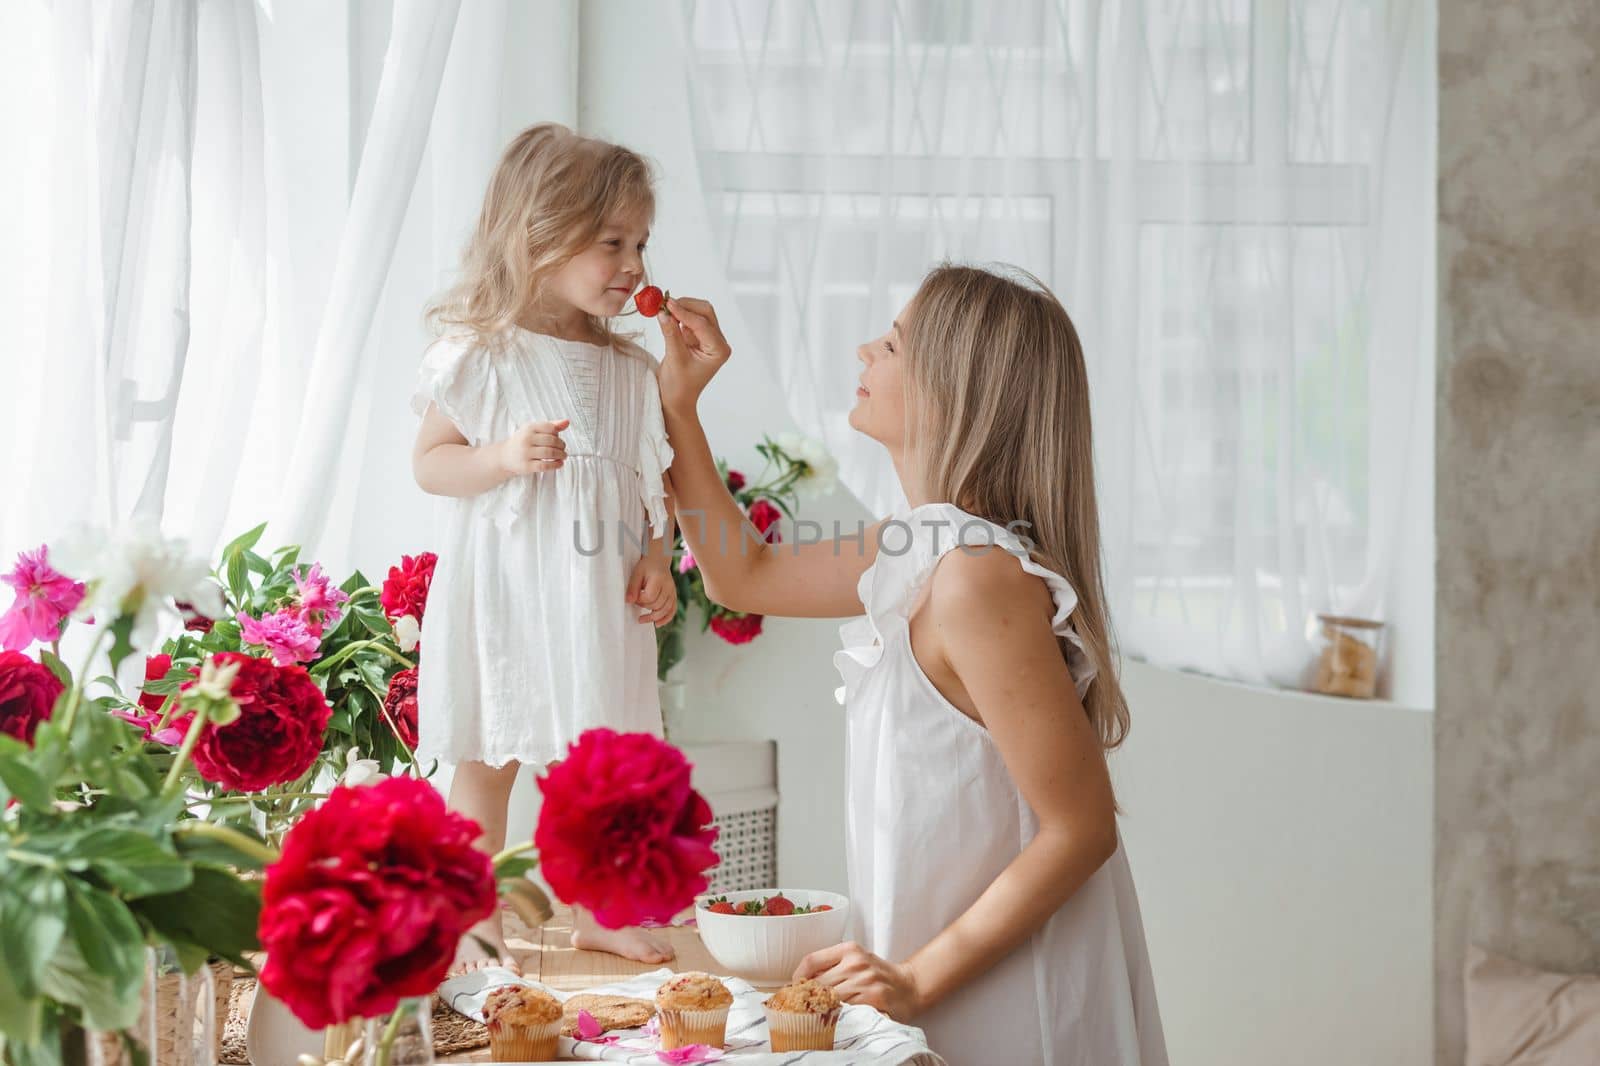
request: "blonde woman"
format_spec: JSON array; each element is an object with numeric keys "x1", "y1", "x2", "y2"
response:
[
  {"x1": 410, "y1": 124, "x2": 680, "y2": 969},
  {"x1": 655, "y1": 266, "x2": 1168, "y2": 1065}
]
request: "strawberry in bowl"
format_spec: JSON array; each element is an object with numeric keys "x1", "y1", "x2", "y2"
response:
[{"x1": 695, "y1": 889, "x2": 850, "y2": 983}]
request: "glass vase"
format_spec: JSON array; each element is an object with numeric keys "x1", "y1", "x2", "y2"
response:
[{"x1": 362, "y1": 997, "x2": 433, "y2": 1066}]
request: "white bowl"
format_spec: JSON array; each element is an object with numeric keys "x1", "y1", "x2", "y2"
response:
[{"x1": 695, "y1": 888, "x2": 851, "y2": 983}]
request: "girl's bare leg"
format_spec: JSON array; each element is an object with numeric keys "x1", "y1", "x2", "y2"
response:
[
  {"x1": 448, "y1": 759, "x2": 523, "y2": 975},
  {"x1": 569, "y1": 909, "x2": 676, "y2": 965},
  {"x1": 536, "y1": 756, "x2": 675, "y2": 964}
]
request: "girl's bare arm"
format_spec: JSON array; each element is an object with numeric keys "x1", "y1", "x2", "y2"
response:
[{"x1": 411, "y1": 405, "x2": 568, "y2": 497}]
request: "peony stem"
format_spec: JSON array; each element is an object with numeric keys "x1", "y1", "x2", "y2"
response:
[
  {"x1": 171, "y1": 820, "x2": 281, "y2": 866},
  {"x1": 159, "y1": 705, "x2": 210, "y2": 802},
  {"x1": 373, "y1": 698, "x2": 417, "y2": 771},
  {"x1": 188, "y1": 791, "x2": 327, "y2": 809},
  {"x1": 152, "y1": 692, "x2": 179, "y2": 733},
  {"x1": 56, "y1": 625, "x2": 110, "y2": 740},
  {"x1": 375, "y1": 1002, "x2": 407, "y2": 1066},
  {"x1": 490, "y1": 841, "x2": 539, "y2": 870},
  {"x1": 317, "y1": 638, "x2": 414, "y2": 676}
]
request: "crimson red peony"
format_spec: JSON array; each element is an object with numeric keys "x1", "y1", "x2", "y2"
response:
[
  {"x1": 382, "y1": 667, "x2": 419, "y2": 748},
  {"x1": 747, "y1": 499, "x2": 783, "y2": 544},
  {"x1": 0, "y1": 650, "x2": 64, "y2": 746},
  {"x1": 709, "y1": 610, "x2": 764, "y2": 645},
  {"x1": 257, "y1": 776, "x2": 496, "y2": 1029},
  {"x1": 535, "y1": 729, "x2": 719, "y2": 929},
  {"x1": 174, "y1": 652, "x2": 330, "y2": 792},
  {"x1": 380, "y1": 551, "x2": 437, "y2": 624},
  {"x1": 138, "y1": 653, "x2": 172, "y2": 714}
]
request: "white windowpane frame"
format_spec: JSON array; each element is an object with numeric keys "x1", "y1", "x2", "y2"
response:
[{"x1": 684, "y1": 0, "x2": 1434, "y2": 698}]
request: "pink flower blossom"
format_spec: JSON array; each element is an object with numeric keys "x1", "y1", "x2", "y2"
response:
[
  {"x1": 0, "y1": 545, "x2": 86, "y2": 651},
  {"x1": 677, "y1": 546, "x2": 697, "y2": 574},
  {"x1": 657, "y1": 1046, "x2": 722, "y2": 1064},
  {"x1": 238, "y1": 609, "x2": 322, "y2": 666},
  {"x1": 574, "y1": 1009, "x2": 625, "y2": 1044},
  {"x1": 290, "y1": 563, "x2": 348, "y2": 637},
  {"x1": 111, "y1": 705, "x2": 186, "y2": 746}
]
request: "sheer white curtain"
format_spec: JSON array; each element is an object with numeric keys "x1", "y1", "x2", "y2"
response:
[
  {"x1": 0, "y1": 0, "x2": 575, "y2": 579},
  {"x1": 680, "y1": 0, "x2": 1435, "y2": 700}
]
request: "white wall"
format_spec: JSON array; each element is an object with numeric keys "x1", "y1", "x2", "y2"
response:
[{"x1": 1115, "y1": 662, "x2": 1435, "y2": 1066}]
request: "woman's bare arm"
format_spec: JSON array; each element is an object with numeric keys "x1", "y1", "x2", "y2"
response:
[
  {"x1": 657, "y1": 297, "x2": 882, "y2": 619},
  {"x1": 664, "y1": 395, "x2": 883, "y2": 618},
  {"x1": 797, "y1": 547, "x2": 1118, "y2": 1018}
]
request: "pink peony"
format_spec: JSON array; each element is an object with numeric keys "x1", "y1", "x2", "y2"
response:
[
  {"x1": 535, "y1": 729, "x2": 719, "y2": 929},
  {"x1": 0, "y1": 545, "x2": 86, "y2": 651},
  {"x1": 238, "y1": 609, "x2": 321, "y2": 666},
  {"x1": 290, "y1": 563, "x2": 349, "y2": 637}
]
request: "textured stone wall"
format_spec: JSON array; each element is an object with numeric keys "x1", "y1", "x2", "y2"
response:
[{"x1": 1436, "y1": 2, "x2": 1600, "y2": 1063}]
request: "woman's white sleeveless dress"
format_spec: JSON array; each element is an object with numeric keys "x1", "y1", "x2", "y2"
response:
[{"x1": 834, "y1": 503, "x2": 1168, "y2": 1066}]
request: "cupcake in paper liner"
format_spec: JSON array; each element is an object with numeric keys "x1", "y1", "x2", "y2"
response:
[
  {"x1": 653, "y1": 971, "x2": 733, "y2": 1050},
  {"x1": 764, "y1": 978, "x2": 842, "y2": 1052},
  {"x1": 483, "y1": 984, "x2": 562, "y2": 1062}
]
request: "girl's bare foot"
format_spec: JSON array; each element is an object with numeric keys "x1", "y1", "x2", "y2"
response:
[
  {"x1": 569, "y1": 923, "x2": 675, "y2": 965},
  {"x1": 448, "y1": 910, "x2": 523, "y2": 977}
]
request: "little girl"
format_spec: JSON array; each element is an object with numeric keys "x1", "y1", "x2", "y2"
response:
[{"x1": 409, "y1": 123, "x2": 678, "y2": 969}]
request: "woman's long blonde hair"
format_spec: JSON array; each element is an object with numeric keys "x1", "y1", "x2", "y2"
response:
[
  {"x1": 903, "y1": 263, "x2": 1130, "y2": 751},
  {"x1": 425, "y1": 123, "x2": 655, "y2": 350}
]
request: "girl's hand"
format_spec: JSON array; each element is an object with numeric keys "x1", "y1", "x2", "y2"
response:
[
  {"x1": 657, "y1": 296, "x2": 732, "y2": 412},
  {"x1": 495, "y1": 419, "x2": 569, "y2": 477},
  {"x1": 794, "y1": 941, "x2": 925, "y2": 1021},
  {"x1": 626, "y1": 554, "x2": 677, "y2": 627}
]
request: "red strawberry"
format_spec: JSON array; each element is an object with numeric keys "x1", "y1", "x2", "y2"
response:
[
  {"x1": 815, "y1": 904, "x2": 833, "y2": 912},
  {"x1": 761, "y1": 893, "x2": 796, "y2": 917},
  {"x1": 708, "y1": 901, "x2": 737, "y2": 915},
  {"x1": 634, "y1": 285, "x2": 665, "y2": 317}
]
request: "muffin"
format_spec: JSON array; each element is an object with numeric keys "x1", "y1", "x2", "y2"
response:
[
  {"x1": 483, "y1": 984, "x2": 562, "y2": 1062},
  {"x1": 764, "y1": 979, "x2": 842, "y2": 1052},
  {"x1": 653, "y1": 971, "x2": 734, "y2": 1050}
]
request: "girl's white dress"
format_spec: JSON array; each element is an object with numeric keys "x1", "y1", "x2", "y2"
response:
[
  {"x1": 409, "y1": 328, "x2": 672, "y2": 767},
  {"x1": 834, "y1": 503, "x2": 1168, "y2": 1066}
]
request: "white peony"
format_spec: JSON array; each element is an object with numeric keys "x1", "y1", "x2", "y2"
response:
[
  {"x1": 53, "y1": 517, "x2": 225, "y2": 650},
  {"x1": 340, "y1": 748, "x2": 385, "y2": 788},
  {"x1": 393, "y1": 613, "x2": 421, "y2": 653},
  {"x1": 775, "y1": 432, "x2": 839, "y2": 498}
]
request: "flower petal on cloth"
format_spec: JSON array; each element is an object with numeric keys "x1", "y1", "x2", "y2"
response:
[{"x1": 657, "y1": 1046, "x2": 722, "y2": 1064}]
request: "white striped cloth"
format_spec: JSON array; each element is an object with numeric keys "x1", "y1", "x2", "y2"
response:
[{"x1": 437, "y1": 966, "x2": 946, "y2": 1065}]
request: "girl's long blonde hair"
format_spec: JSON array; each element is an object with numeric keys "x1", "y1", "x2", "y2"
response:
[
  {"x1": 425, "y1": 123, "x2": 655, "y2": 350},
  {"x1": 903, "y1": 263, "x2": 1130, "y2": 751}
]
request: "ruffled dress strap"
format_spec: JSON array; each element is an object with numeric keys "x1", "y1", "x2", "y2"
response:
[
  {"x1": 834, "y1": 502, "x2": 1098, "y2": 704},
  {"x1": 411, "y1": 332, "x2": 491, "y2": 444},
  {"x1": 635, "y1": 348, "x2": 675, "y2": 537},
  {"x1": 411, "y1": 332, "x2": 535, "y2": 532}
]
